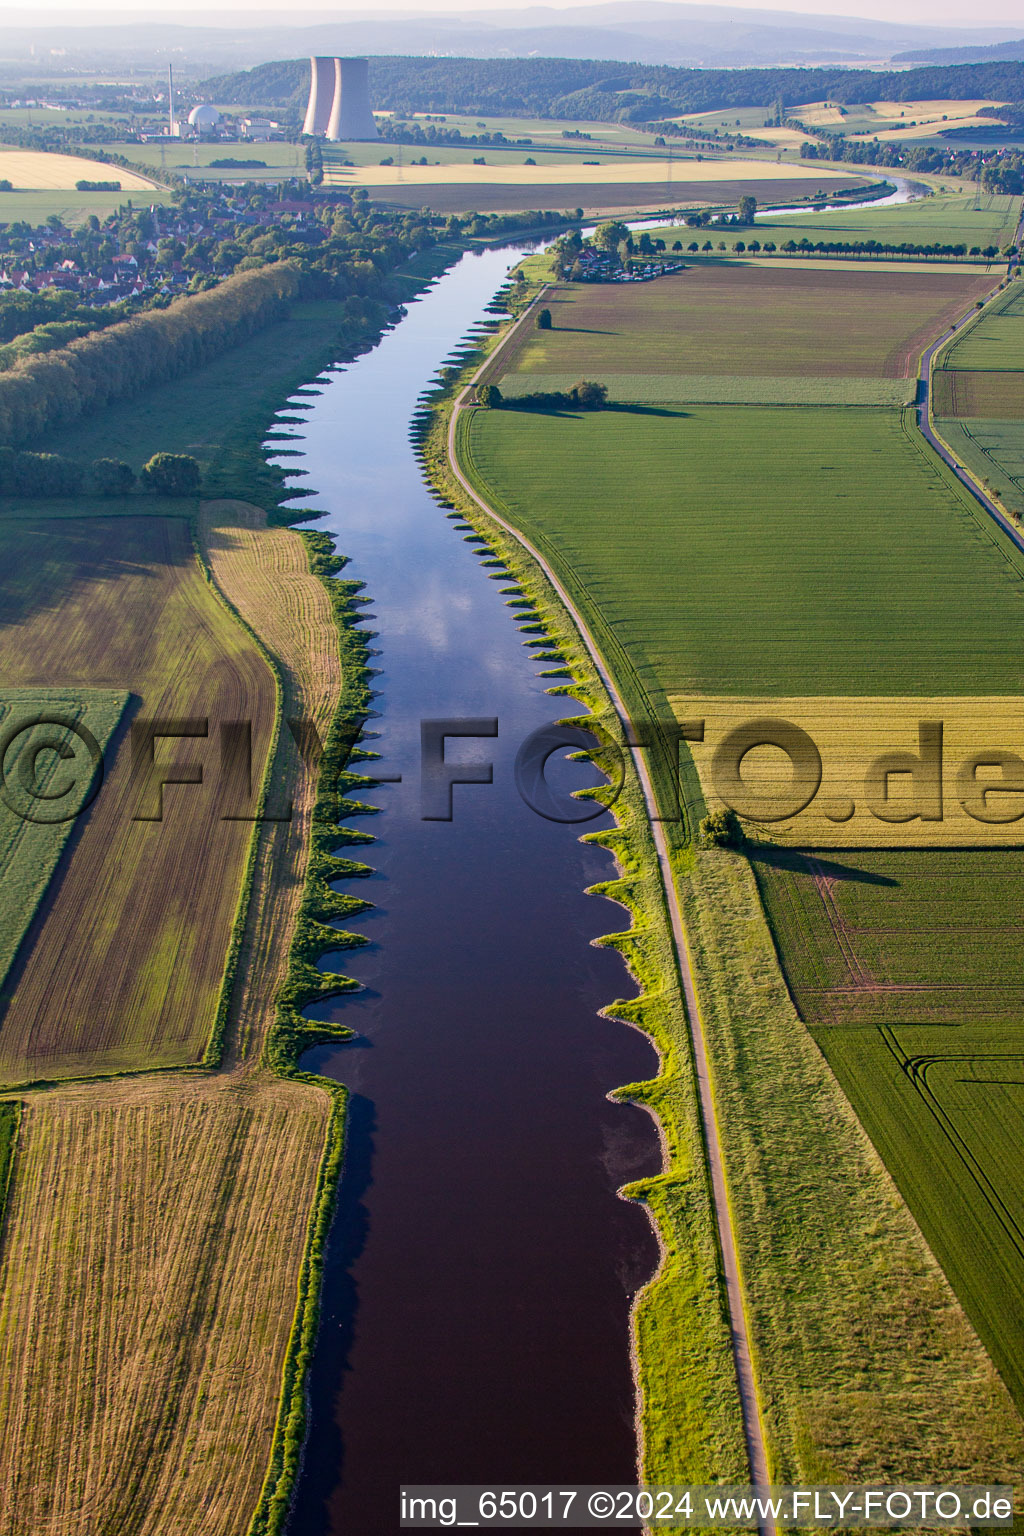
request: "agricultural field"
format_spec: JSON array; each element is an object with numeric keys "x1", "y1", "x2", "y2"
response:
[
  {"x1": 105, "y1": 138, "x2": 305, "y2": 184},
  {"x1": 0, "y1": 147, "x2": 158, "y2": 190},
  {"x1": 0, "y1": 689, "x2": 128, "y2": 990},
  {"x1": 0, "y1": 186, "x2": 173, "y2": 223},
  {"x1": 457, "y1": 220, "x2": 1024, "y2": 1456},
  {"x1": 680, "y1": 694, "x2": 1024, "y2": 849},
  {"x1": 932, "y1": 371, "x2": 1024, "y2": 415},
  {"x1": 934, "y1": 283, "x2": 1024, "y2": 517},
  {"x1": 752, "y1": 190, "x2": 1021, "y2": 253},
  {"x1": 0, "y1": 514, "x2": 276, "y2": 1087},
  {"x1": 941, "y1": 282, "x2": 1024, "y2": 370},
  {"x1": 752, "y1": 845, "x2": 1024, "y2": 1402},
  {"x1": 494, "y1": 266, "x2": 991, "y2": 383},
  {"x1": 460, "y1": 403, "x2": 1024, "y2": 702},
  {"x1": 679, "y1": 846, "x2": 1024, "y2": 1474},
  {"x1": 0, "y1": 1072, "x2": 330, "y2": 1536},
  {"x1": 0, "y1": 487, "x2": 345, "y2": 1529}
]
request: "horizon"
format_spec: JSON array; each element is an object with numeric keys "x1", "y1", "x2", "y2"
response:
[{"x1": 2, "y1": 0, "x2": 1021, "y2": 34}]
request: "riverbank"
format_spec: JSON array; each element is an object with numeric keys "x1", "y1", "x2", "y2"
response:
[{"x1": 418, "y1": 297, "x2": 749, "y2": 1487}]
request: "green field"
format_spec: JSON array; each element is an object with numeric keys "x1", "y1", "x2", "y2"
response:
[
  {"x1": 942, "y1": 283, "x2": 1024, "y2": 370},
  {"x1": 0, "y1": 689, "x2": 127, "y2": 990},
  {"x1": 0, "y1": 187, "x2": 173, "y2": 223},
  {"x1": 753, "y1": 190, "x2": 1021, "y2": 251},
  {"x1": 754, "y1": 846, "x2": 1024, "y2": 1027},
  {"x1": 461, "y1": 403, "x2": 1024, "y2": 703},
  {"x1": 934, "y1": 284, "x2": 1024, "y2": 518},
  {"x1": 498, "y1": 372, "x2": 913, "y2": 405},
  {"x1": 103, "y1": 138, "x2": 304, "y2": 184},
  {"x1": 822, "y1": 1022, "x2": 1024, "y2": 1406},
  {"x1": 496, "y1": 265, "x2": 990, "y2": 382}
]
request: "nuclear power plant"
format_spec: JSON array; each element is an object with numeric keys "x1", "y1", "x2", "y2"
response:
[{"x1": 303, "y1": 57, "x2": 379, "y2": 141}]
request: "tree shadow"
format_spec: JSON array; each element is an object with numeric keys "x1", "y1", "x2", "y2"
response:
[{"x1": 746, "y1": 843, "x2": 899, "y2": 886}]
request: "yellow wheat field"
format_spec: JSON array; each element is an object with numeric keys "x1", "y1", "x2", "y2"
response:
[
  {"x1": 332, "y1": 157, "x2": 854, "y2": 188},
  {"x1": 201, "y1": 499, "x2": 341, "y2": 739},
  {"x1": 673, "y1": 695, "x2": 1024, "y2": 846},
  {"x1": 0, "y1": 148, "x2": 158, "y2": 191}
]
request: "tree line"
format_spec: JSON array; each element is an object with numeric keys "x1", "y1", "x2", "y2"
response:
[
  {"x1": 0, "y1": 448, "x2": 200, "y2": 497},
  {"x1": 201, "y1": 54, "x2": 1024, "y2": 127},
  {"x1": 0, "y1": 262, "x2": 302, "y2": 447}
]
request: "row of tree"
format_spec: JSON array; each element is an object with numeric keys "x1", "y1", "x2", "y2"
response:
[
  {"x1": 0, "y1": 448, "x2": 200, "y2": 497},
  {"x1": 477, "y1": 380, "x2": 609, "y2": 410},
  {"x1": 0, "y1": 262, "x2": 302, "y2": 447}
]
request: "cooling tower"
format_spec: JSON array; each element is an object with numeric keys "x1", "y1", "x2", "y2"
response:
[
  {"x1": 332, "y1": 58, "x2": 379, "y2": 141},
  {"x1": 303, "y1": 56, "x2": 379, "y2": 142},
  {"x1": 303, "y1": 56, "x2": 337, "y2": 138}
]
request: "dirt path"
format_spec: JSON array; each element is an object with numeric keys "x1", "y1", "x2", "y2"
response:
[{"x1": 446, "y1": 346, "x2": 774, "y2": 1522}]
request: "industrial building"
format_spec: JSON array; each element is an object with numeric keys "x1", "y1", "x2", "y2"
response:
[{"x1": 302, "y1": 57, "x2": 378, "y2": 142}]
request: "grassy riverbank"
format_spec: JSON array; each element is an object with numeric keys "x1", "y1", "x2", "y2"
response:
[{"x1": 419, "y1": 334, "x2": 748, "y2": 1485}]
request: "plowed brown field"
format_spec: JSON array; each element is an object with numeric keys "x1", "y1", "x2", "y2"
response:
[{"x1": 0, "y1": 515, "x2": 276, "y2": 1085}]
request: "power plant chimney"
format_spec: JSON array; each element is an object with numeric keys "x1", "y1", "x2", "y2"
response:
[
  {"x1": 167, "y1": 63, "x2": 177, "y2": 137},
  {"x1": 303, "y1": 56, "x2": 378, "y2": 142}
]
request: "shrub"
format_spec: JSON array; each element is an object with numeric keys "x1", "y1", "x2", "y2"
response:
[
  {"x1": 0, "y1": 446, "x2": 83, "y2": 496},
  {"x1": 699, "y1": 808, "x2": 743, "y2": 848},
  {"x1": 90, "y1": 457, "x2": 136, "y2": 495},
  {"x1": 141, "y1": 452, "x2": 201, "y2": 496}
]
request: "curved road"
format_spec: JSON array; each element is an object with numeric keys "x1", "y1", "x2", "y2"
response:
[
  {"x1": 447, "y1": 289, "x2": 774, "y2": 1523},
  {"x1": 918, "y1": 211, "x2": 1024, "y2": 551}
]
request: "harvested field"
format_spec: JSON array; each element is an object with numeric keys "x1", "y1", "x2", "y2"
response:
[
  {"x1": 339, "y1": 158, "x2": 856, "y2": 188},
  {"x1": 677, "y1": 694, "x2": 1024, "y2": 848},
  {"x1": 460, "y1": 404, "x2": 1024, "y2": 701},
  {"x1": 352, "y1": 175, "x2": 865, "y2": 215},
  {"x1": 198, "y1": 500, "x2": 345, "y2": 1068},
  {"x1": 753, "y1": 846, "x2": 1024, "y2": 1028},
  {"x1": 0, "y1": 515, "x2": 276, "y2": 1086},
  {"x1": 497, "y1": 266, "x2": 991, "y2": 380},
  {"x1": 0, "y1": 1072, "x2": 330, "y2": 1536},
  {"x1": 201, "y1": 500, "x2": 340, "y2": 739},
  {"x1": 0, "y1": 689, "x2": 127, "y2": 990},
  {"x1": 0, "y1": 148, "x2": 157, "y2": 191},
  {"x1": 933, "y1": 369, "x2": 1024, "y2": 417}
]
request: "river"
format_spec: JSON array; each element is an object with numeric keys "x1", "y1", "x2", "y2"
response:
[{"x1": 270, "y1": 244, "x2": 662, "y2": 1534}]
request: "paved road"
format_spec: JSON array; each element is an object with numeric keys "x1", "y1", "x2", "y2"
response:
[
  {"x1": 447, "y1": 300, "x2": 775, "y2": 1529},
  {"x1": 917, "y1": 218, "x2": 1024, "y2": 555}
]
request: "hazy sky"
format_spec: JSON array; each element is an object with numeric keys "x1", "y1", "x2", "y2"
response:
[{"x1": 11, "y1": 0, "x2": 1023, "y2": 27}]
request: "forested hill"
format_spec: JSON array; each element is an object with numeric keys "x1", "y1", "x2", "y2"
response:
[{"x1": 201, "y1": 56, "x2": 1024, "y2": 123}]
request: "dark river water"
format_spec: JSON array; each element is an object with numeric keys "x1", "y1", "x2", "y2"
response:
[{"x1": 271, "y1": 243, "x2": 662, "y2": 1535}]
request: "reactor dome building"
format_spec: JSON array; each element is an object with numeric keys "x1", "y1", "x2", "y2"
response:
[{"x1": 303, "y1": 57, "x2": 378, "y2": 141}]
